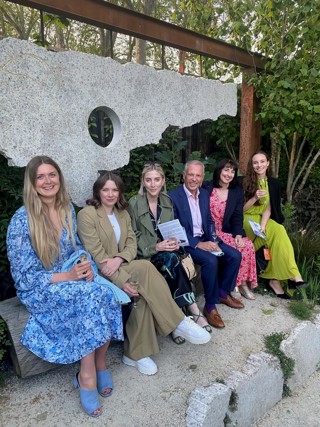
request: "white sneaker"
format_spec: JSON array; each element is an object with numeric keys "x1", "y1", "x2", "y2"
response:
[
  {"x1": 174, "y1": 316, "x2": 211, "y2": 345},
  {"x1": 122, "y1": 355, "x2": 158, "y2": 375}
]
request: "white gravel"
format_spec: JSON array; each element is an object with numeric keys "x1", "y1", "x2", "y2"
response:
[{"x1": 0, "y1": 293, "x2": 319, "y2": 427}]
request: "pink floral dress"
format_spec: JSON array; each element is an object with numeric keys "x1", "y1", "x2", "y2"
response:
[{"x1": 210, "y1": 189, "x2": 257, "y2": 288}]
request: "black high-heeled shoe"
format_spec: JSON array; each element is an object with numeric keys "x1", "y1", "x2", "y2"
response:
[
  {"x1": 265, "y1": 284, "x2": 291, "y2": 300},
  {"x1": 287, "y1": 279, "x2": 309, "y2": 290}
]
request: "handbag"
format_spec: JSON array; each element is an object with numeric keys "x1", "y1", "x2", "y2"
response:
[
  {"x1": 179, "y1": 252, "x2": 197, "y2": 281},
  {"x1": 151, "y1": 252, "x2": 180, "y2": 280}
]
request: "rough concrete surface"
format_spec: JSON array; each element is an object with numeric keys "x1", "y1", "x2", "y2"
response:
[
  {"x1": 280, "y1": 320, "x2": 320, "y2": 390},
  {"x1": 225, "y1": 352, "x2": 283, "y2": 427},
  {"x1": 1, "y1": 293, "x2": 319, "y2": 427},
  {"x1": 0, "y1": 38, "x2": 236, "y2": 206}
]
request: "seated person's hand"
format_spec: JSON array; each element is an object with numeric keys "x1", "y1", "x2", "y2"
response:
[
  {"x1": 69, "y1": 260, "x2": 92, "y2": 281},
  {"x1": 196, "y1": 241, "x2": 221, "y2": 252},
  {"x1": 235, "y1": 235, "x2": 245, "y2": 248},
  {"x1": 101, "y1": 257, "x2": 123, "y2": 277},
  {"x1": 255, "y1": 189, "x2": 267, "y2": 200},
  {"x1": 122, "y1": 282, "x2": 140, "y2": 298},
  {"x1": 156, "y1": 238, "x2": 179, "y2": 252}
]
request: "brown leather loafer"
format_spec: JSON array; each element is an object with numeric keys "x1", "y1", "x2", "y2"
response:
[
  {"x1": 203, "y1": 308, "x2": 225, "y2": 329},
  {"x1": 220, "y1": 295, "x2": 244, "y2": 309}
]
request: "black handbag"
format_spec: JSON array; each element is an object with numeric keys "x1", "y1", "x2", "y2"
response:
[{"x1": 255, "y1": 245, "x2": 268, "y2": 274}]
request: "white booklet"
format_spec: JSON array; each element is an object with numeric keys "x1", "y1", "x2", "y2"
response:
[
  {"x1": 157, "y1": 219, "x2": 189, "y2": 247},
  {"x1": 248, "y1": 219, "x2": 267, "y2": 239}
]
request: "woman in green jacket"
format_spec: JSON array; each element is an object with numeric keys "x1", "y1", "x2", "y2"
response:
[{"x1": 128, "y1": 162, "x2": 212, "y2": 342}]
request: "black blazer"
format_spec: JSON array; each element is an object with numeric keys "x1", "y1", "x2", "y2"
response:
[
  {"x1": 268, "y1": 177, "x2": 284, "y2": 224},
  {"x1": 202, "y1": 181, "x2": 246, "y2": 237}
]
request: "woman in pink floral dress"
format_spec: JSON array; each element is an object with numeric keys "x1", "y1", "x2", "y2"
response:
[{"x1": 203, "y1": 159, "x2": 257, "y2": 300}]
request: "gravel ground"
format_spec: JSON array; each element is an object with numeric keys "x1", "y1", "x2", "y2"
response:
[{"x1": 0, "y1": 292, "x2": 318, "y2": 427}]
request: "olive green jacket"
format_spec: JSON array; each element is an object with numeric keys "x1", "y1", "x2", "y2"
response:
[{"x1": 127, "y1": 192, "x2": 174, "y2": 259}]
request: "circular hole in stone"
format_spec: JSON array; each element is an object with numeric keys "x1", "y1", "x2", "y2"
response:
[{"x1": 88, "y1": 106, "x2": 120, "y2": 148}]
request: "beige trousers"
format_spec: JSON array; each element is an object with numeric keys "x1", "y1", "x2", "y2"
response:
[{"x1": 122, "y1": 260, "x2": 184, "y2": 360}]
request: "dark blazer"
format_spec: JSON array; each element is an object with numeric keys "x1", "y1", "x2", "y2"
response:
[
  {"x1": 202, "y1": 181, "x2": 246, "y2": 237},
  {"x1": 169, "y1": 185, "x2": 216, "y2": 249},
  {"x1": 268, "y1": 177, "x2": 284, "y2": 224}
]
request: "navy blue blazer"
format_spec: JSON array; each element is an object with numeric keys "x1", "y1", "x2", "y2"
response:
[
  {"x1": 202, "y1": 181, "x2": 246, "y2": 237},
  {"x1": 169, "y1": 185, "x2": 217, "y2": 249}
]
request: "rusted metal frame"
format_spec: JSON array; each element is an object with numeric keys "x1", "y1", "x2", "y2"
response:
[
  {"x1": 8, "y1": 0, "x2": 266, "y2": 71},
  {"x1": 239, "y1": 70, "x2": 261, "y2": 174}
]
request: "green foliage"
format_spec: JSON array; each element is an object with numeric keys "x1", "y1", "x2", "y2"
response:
[
  {"x1": 264, "y1": 333, "x2": 295, "y2": 382},
  {"x1": 289, "y1": 300, "x2": 313, "y2": 321},
  {"x1": 88, "y1": 108, "x2": 113, "y2": 148},
  {"x1": 0, "y1": 319, "x2": 11, "y2": 377},
  {"x1": 203, "y1": 114, "x2": 240, "y2": 161},
  {"x1": 293, "y1": 186, "x2": 320, "y2": 231},
  {"x1": 281, "y1": 202, "x2": 296, "y2": 231},
  {"x1": 120, "y1": 126, "x2": 188, "y2": 198},
  {"x1": 290, "y1": 229, "x2": 320, "y2": 266},
  {"x1": 295, "y1": 257, "x2": 320, "y2": 307},
  {"x1": 0, "y1": 156, "x2": 24, "y2": 273}
]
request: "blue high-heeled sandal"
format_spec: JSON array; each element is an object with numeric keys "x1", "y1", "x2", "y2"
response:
[
  {"x1": 73, "y1": 372, "x2": 102, "y2": 417},
  {"x1": 97, "y1": 369, "x2": 113, "y2": 398}
]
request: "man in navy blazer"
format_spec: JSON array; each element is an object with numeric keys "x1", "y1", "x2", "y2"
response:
[{"x1": 169, "y1": 160, "x2": 243, "y2": 328}]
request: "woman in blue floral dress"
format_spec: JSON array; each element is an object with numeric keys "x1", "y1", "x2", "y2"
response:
[{"x1": 6, "y1": 156, "x2": 123, "y2": 418}]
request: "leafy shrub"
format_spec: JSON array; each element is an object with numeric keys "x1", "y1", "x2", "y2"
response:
[
  {"x1": 293, "y1": 186, "x2": 320, "y2": 232},
  {"x1": 0, "y1": 155, "x2": 24, "y2": 275},
  {"x1": 121, "y1": 126, "x2": 190, "y2": 197},
  {"x1": 289, "y1": 229, "x2": 320, "y2": 268},
  {"x1": 0, "y1": 319, "x2": 11, "y2": 384}
]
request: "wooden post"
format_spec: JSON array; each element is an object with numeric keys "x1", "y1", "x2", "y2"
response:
[{"x1": 239, "y1": 71, "x2": 261, "y2": 175}]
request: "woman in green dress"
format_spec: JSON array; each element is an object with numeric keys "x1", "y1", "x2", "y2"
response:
[{"x1": 242, "y1": 151, "x2": 306, "y2": 298}]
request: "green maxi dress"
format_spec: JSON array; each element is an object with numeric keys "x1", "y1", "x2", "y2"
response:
[{"x1": 243, "y1": 178, "x2": 300, "y2": 280}]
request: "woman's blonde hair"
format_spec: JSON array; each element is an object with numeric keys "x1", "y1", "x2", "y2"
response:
[
  {"x1": 23, "y1": 156, "x2": 74, "y2": 269},
  {"x1": 138, "y1": 162, "x2": 166, "y2": 195}
]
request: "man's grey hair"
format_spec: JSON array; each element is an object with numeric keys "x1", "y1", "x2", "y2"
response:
[{"x1": 184, "y1": 160, "x2": 205, "y2": 174}]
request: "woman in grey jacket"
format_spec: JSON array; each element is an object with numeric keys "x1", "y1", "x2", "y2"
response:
[{"x1": 128, "y1": 162, "x2": 212, "y2": 342}]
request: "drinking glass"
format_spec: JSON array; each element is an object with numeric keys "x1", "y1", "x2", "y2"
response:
[
  {"x1": 129, "y1": 272, "x2": 140, "y2": 309},
  {"x1": 210, "y1": 224, "x2": 219, "y2": 243},
  {"x1": 79, "y1": 254, "x2": 88, "y2": 263},
  {"x1": 258, "y1": 178, "x2": 267, "y2": 205},
  {"x1": 168, "y1": 236, "x2": 178, "y2": 248},
  {"x1": 79, "y1": 254, "x2": 88, "y2": 279}
]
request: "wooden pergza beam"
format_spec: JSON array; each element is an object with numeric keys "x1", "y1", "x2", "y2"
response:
[{"x1": 8, "y1": 0, "x2": 266, "y2": 70}]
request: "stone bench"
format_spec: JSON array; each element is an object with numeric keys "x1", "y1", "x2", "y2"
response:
[{"x1": 0, "y1": 266, "x2": 203, "y2": 379}]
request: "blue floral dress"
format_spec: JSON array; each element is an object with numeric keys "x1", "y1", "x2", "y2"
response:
[{"x1": 6, "y1": 206, "x2": 123, "y2": 364}]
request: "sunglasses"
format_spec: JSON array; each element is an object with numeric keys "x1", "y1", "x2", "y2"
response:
[
  {"x1": 98, "y1": 169, "x2": 121, "y2": 177},
  {"x1": 144, "y1": 161, "x2": 162, "y2": 167}
]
